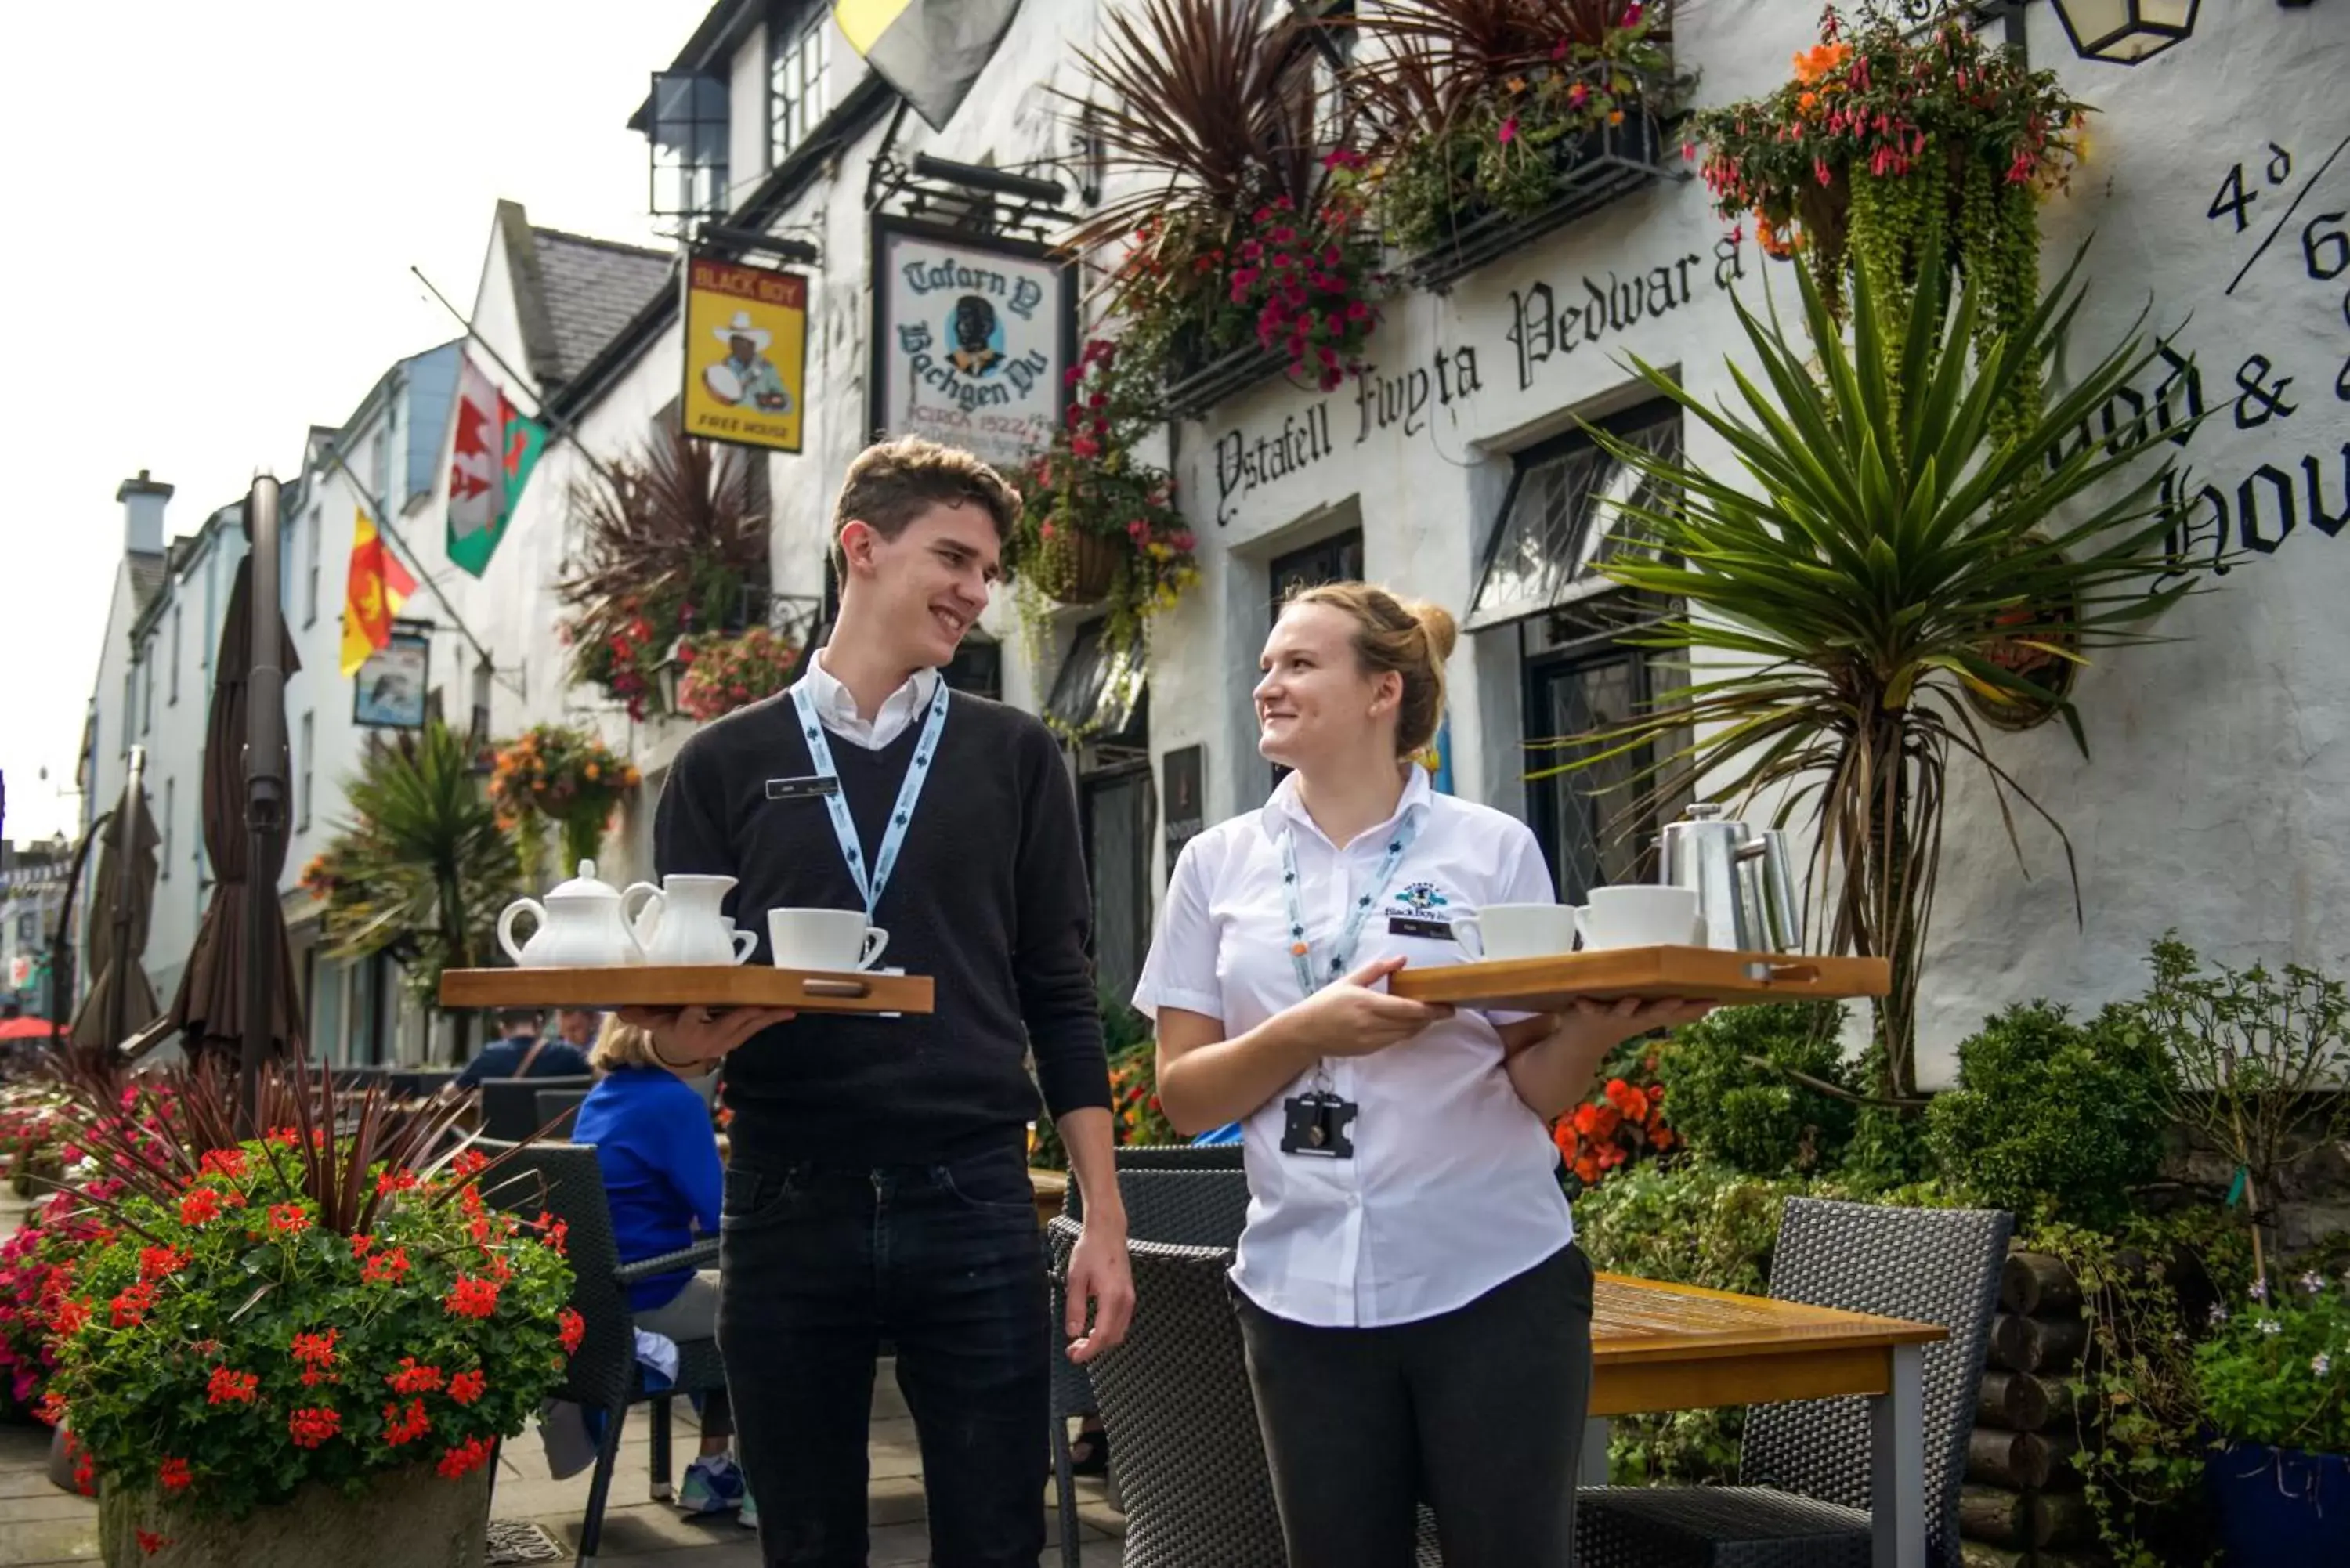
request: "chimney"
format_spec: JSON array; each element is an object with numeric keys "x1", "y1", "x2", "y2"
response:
[{"x1": 117, "y1": 468, "x2": 173, "y2": 555}]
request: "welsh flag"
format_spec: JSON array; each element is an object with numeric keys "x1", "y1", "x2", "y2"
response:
[{"x1": 446, "y1": 353, "x2": 546, "y2": 577}]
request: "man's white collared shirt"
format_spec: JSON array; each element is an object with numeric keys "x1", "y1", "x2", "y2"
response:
[
  {"x1": 1133, "y1": 767, "x2": 1574, "y2": 1329},
  {"x1": 794, "y1": 652, "x2": 941, "y2": 751}
]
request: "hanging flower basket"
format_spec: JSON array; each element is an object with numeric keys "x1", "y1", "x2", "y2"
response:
[{"x1": 1046, "y1": 529, "x2": 1125, "y2": 607}]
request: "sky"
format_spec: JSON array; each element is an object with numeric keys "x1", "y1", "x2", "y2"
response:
[{"x1": 0, "y1": 0, "x2": 714, "y2": 847}]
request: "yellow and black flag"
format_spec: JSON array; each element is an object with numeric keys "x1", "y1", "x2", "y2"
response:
[{"x1": 833, "y1": 0, "x2": 1023, "y2": 132}]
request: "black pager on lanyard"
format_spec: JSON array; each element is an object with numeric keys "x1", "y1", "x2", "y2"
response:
[{"x1": 1280, "y1": 1089, "x2": 1358, "y2": 1159}]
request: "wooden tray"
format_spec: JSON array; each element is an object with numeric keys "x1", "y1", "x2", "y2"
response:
[
  {"x1": 437, "y1": 966, "x2": 934, "y2": 1016},
  {"x1": 1388, "y1": 946, "x2": 1889, "y2": 1011}
]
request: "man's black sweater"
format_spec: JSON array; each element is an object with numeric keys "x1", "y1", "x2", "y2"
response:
[{"x1": 653, "y1": 687, "x2": 1110, "y2": 1165}]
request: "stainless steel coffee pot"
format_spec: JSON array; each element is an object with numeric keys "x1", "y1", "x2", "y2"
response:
[{"x1": 1658, "y1": 803, "x2": 1803, "y2": 954}]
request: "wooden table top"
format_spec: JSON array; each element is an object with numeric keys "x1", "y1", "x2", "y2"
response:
[{"x1": 1589, "y1": 1273, "x2": 1944, "y2": 1417}]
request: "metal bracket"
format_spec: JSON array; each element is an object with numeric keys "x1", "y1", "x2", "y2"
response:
[{"x1": 868, "y1": 151, "x2": 1071, "y2": 240}]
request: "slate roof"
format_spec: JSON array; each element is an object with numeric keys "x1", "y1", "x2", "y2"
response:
[
  {"x1": 528, "y1": 226, "x2": 672, "y2": 387},
  {"x1": 127, "y1": 551, "x2": 168, "y2": 616}
]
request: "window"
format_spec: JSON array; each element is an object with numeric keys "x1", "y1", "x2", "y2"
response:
[
  {"x1": 298, "y1": 711, "x2": 315, "y2": 831},
  {"x1": 169, "y1": 607, "x2": 182, "y2": 704},
  {"x1": 768, "y1": 3, "x2": 831, "y2": 168},
  {"x1": 305, "y1": 509, "x2": 321, "y2": 627},
  {"x1": 16, "y1": 913, "x2": 36, "y2": 946},
  {"x1": 1081, "y1": 767, "x2": 1155, "y2": 1007},
  {"x1": 649, "y1": 70, "x2": 730, "y2": 226},
  {"x1": 1046, "y1": 620, "x2": 1145, "y2": 746},
  {"x1": 121, "y1": 670, "x2": 134, "y2": 755},
  {"x1": 1467, "y1": 405, "x2": 1681, "y2": 630},
  {"x1": 1474, "y1": 402, "x2": 1690, "y2": 901},
  {"x1": 142, "y1": 652, "x2": 154, "y2": 735},
  {"x1": 161, "y1": 778, "x2": 175, "y2": 880}
]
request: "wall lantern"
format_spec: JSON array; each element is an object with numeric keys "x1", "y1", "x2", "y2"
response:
[
  {"x1": 2049, "y1": 0, "x2": 2199, "y2": 63},
  {"x1": 655, "y1": 637, "x2": 692, "y2": 720}
]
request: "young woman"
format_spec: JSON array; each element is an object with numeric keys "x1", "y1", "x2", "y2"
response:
[
  {"x1": 570, "y1": 1018, "x2": 753, "y2": 1529},
  {"x1": 1133, "y1": 583, "x2": 1712, "y2": 1568}
]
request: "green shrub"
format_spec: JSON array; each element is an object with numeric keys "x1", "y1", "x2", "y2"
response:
[
  {"x1": 1650, "y1": 1003, "x2": 1857, "y2": 1176},
  {"x1": 1925, "y1": 1001, "x2": 2175, "y2": 1228}
]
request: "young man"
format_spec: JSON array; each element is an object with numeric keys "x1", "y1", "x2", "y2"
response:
[
  {"x1": 626, "y1": 435, "x2": 1133, "y2": 1567},
  {"x1": 454, "y1": 1006, "x2": 592, "y2": 1089}
]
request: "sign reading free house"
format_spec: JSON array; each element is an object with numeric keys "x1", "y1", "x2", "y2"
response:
[{"x1": 870, "y1": 215, "x2": 1075, "y2": 475}]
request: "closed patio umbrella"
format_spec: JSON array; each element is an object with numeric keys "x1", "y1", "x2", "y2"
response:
[
  {"x1": 67, "y1": 777, "x2": 161, "y2": 1056},
  {"x1": 168, "y1": 555, "x2": 306, "y2": 1068}
]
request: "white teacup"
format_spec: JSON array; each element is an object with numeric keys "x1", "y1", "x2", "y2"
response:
[
  {"x1": 767, "y1": 908, "x2": 891, "y2": 973},
  {"x1": 1575, "y1": 886, "x2": 1704, "y2": 950},
  {"x1": 1451, "y1": 903, "x2": 1580, "y2": 962}
]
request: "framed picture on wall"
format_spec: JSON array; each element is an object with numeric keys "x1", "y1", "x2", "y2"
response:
[{"x1": 1162, "y1": 745, "x2": 1204, "y2": 884}]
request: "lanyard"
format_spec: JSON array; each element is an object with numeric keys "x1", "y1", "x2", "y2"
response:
[
  {"x1": 1278, "y1": 814, "x2": 1420, "y2": 999},
  {"x1": 787, "y1": 679, "x2": 950, "y2": 919}
]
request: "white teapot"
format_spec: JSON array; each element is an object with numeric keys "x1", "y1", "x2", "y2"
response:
[{"x1": 497, "y1": 861, "x2": 650, "y2": 968}]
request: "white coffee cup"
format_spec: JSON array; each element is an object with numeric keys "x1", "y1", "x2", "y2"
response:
[
  {"x1": 1574, "y1": 885, "x2": 1704, "y2": 950},
  {"x1": 766, "y1": 908, "x2": 891, "y2": 973},
  {"x1": 1451, "y1": 903, "x2": 1580, "y2": 962}
]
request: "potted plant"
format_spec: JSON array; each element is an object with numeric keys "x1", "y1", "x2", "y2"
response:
[
  {"x1": 1007, "y1": 338, "x2": 1200, "y2": 668},
  {"x1": 1689, "y1": 2, "x2": 2088, "y2": 442},
  {"x1": 2199, "y1": 1271, "x2": 2350, "y2": 1566},
  {"x1": 1350, "y1": 0, "x2": 1676, "y2": 273},
  {"x1": 1064, "y1": 0, "x2": 1388, "y2": 413},
  {"x1": 674, "y1": 626, "x2": 801, "y2": 721},
  {"x1": 487, "y1": 724, "x2": 641, "y2": 873},
  {"x1": 557, "y1": 425, "x2": 771, "y2": 722},
  {"x1": 1535, "y1": 243, "x2": 2210, "y2": 1104},
  {"x1": 315, "y1": 719, "x2": 522, "y2": 1052},
  {"x1": 38, "y1": 1066, "x2": 576, "y2": 1567}
]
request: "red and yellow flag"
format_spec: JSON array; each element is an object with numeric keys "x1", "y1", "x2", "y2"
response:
[{"x1": 339, "y1": 510, "x2": 418, "y2": 677}]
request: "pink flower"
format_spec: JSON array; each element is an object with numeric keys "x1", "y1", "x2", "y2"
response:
[
  {"x1": 1171, "y1": 531, "x2": 1197, "y2": 553},
  {"x1": 1569, "y1": 83, "x2": 1590, "y2": 108},
  {"x1": 1498, "y1": 117, "x2": 1518, "y2": 145},
  {"x1": 1069, "y1": 434, "x2": 1101, "y2": 460},
  {"x1": 1621, "y1": 2, "x2": 1643, "y2": 24}
]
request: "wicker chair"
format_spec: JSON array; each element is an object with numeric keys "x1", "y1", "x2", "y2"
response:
[
  {"x1": 1050, "y1": 1217, "x2": 1442, "y2": 1567},
  {"x1": 1576, "y1": 1198, "x2": 2012, "y2": 1568},
  {"x1": 473, "y1": 1136, "x2": 729, "y2": 1568},
  {"x1": 480, "y1": 1075, "x2": 595, "y2": 1141},
  {"x1": 536, "y1": 1087, "x2": 592, "y2": 1139},
  {"x1": 1049, "y1": 1167, "x2": 1253, "y2": 1567}
]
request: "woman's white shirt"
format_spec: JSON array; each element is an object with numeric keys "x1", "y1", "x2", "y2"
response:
[{"x1": 1133, "y1": 767, "x2": 1573, "y2": 1329}]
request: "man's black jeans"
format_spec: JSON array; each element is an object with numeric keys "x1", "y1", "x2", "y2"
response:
[{"x1": 717, "y1": 1143, "x2": 1049, "y2": 1568}]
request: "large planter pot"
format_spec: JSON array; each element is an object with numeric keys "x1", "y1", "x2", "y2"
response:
[
  {"x1": 99, "y1": 1460, "x2": 492, "y2": 1568},
  {"x1": 2206, "y1": 1440, "x2": 2350, "y2": 1567}
]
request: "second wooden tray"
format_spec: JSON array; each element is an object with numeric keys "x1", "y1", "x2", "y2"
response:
[
  {"x1": 438, "y1": 966, "x2": 934, "y2": 1016},
  {"x1": 1389, "y1": 946, "x2": 1889, "y2": 1011}
]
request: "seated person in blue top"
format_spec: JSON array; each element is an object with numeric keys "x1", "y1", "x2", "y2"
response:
[
  {"x1": 454, "y1": 1006, "x2": 596, "y2": 1090},
  {"x1": 572, "y1": 1017, "x2": 750, "y2": 1524}
]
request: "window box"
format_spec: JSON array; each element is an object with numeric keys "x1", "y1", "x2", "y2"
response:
[{"x1": 1399, "y1": 111, "x2": 1672, "y2": 295}]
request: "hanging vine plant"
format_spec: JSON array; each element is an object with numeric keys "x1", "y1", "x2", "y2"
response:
[{"x1": 1688, "y1": 3, "x2": 2089, "y2": 446}]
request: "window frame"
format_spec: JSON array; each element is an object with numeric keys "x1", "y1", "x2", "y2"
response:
[
  {"x1": 305, "y1": 508, "x2": 322, "y2": 628},
  {"x1": 161, "y1": 777, "x2": 175, "y2": 881},
  {"x1": 767, "y1": 1, "x2": 833, "y2": 171},
  {"x1": 169, "y1": 606, "x2": 182, "y2": 705},
  {"x1": 298, "y1": 710, "x2": 315, "y2": 833}
]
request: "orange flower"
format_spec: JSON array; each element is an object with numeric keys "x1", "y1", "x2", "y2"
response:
[
  {"x1": 1791, "y1": 41, "x2": 1850, "y2": 85},
  {"x1": 1796, "y1": 90, "x2": 1820, "y2": 116}
]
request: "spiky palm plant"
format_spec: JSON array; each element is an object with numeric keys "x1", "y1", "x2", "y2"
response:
[
  {"x1": 318, "y1": 719, "x2": 521, "y2": 1034},
  {"x1": 1539, "y1": 244, "x2": 2213, "y2": 1098}
]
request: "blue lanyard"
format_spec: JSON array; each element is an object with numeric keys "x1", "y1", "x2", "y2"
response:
[
  {"x1": 787, "y1": 679, "x2": 950, "y2": 919},
  {"x1": 1278, "y1": 814, "x2": 1420, "y2": 999}
]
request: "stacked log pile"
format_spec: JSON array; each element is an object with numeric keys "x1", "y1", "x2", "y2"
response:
[{"x1": 1958, "y1": 1252, "x2": 2105, "y2": 1568}]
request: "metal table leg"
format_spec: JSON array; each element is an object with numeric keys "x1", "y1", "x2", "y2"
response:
[
  {"x1": 1870, "y1": 1343, "x2": 1925, "y2": 1568},
  {"x1": 1578, "y1": 1418, "x2": 1611, "y2": 1488}
]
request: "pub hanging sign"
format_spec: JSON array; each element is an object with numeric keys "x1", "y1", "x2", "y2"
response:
[{"x1": 868, "y1": 215, "x2": 1076, "y2": 475}]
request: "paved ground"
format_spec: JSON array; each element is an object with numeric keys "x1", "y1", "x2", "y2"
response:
[{"x1": 0, "y1": 1190, "x2": 1127, "y2": 1566}]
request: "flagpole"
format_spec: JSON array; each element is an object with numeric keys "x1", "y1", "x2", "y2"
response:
[
  {"x1": 410, "y1": 265, "x2": 630, "y2": 495},
  {"x1": 313, "y1": 442, "x2": 506, "y2": 688}
]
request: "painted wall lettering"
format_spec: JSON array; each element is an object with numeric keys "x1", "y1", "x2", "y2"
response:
[
  {"x1": 1352, "y1": 346, "x2": 1484, "y2": 443},
  {"x1": 1213, "y1": 403, "x2": 1339, "y2": 527}
]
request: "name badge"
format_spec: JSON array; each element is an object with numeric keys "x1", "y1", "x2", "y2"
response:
[
  {"x1": 1386, "y1": 916, "x2": 1454, "y2": 941},
  {"x1": 765, "y1": 775, "x2": 841, "y2": 801}
]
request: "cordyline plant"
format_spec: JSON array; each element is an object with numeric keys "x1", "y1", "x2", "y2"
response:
[
  {"x1": 558, "y1": 425, "x2": 769, "y2": 721},
  {"x1": 312, "y1": 719, "x2": 521, "y2": 1033},
  {"x1": 34, "y1": 1056, "x2": 577, "y2": 1523},
  {"x1": 1537, "y1": 241, "x2": 2211, "y2": 1100},
  {"x1": 1061, "y1": 0, "x2": 1386, "y2": 382}
]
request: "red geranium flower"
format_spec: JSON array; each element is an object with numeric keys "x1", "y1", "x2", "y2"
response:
[
  {"x1": 450, "y1": 1149, "x2": 490, "y2": 1179},
  {"x1": 386, "y1": 1357, "x2": 445, "y2": 1395},
  {"x1": 138, "y1": 1245, "x2": 190, "y2": 1281},
  {"x1": 291, "y1": 1328, "x2": 338, "y2": 1369},
  {"x1": 197, "y1": 1147, "x2": 247, "y2": 1178},
  {"x1": 158, "y1": 1457, "x2": 193, "y2": 1493},
  {"x1": 110, "y1": 1281, "x2": 157, "y2": 1328},
  {"x1": 179, "y1": 1188, "x2": 222, "y2": 1227},
  {"x1": 206, "y1": 1366, "x2": 259, "y2": 1406},
  {"x1": 363, "y1": 1247, "x2": 412, "y2": 1285},
  {"x1": 559, "y1": 1307, "x2": 586, "y2": 1356},
  {"x1": 55, "y1": 1298, "x2": 92, "y2": 1337},
  {"x1": 444, "y1": 1275, "x2": 500, "y2": 1321},
  {"x1": 447, "y1": 1369, "x2": 487, "y2": 1406},
  {"x1": 437, "y1": 1435, "x2": 495, "y2": 1480},
  {"x1": 136, "y1": 1529, "x2": 171, "y2": 1555},
  {"x1": 287, "y1": 1406, "x2": 342, "y2": 1448},
  {"x1": 268, "y1": 1203, "x2": 311, "y2": 1235},
  {"x1": 381, "y1": 1398, "x2": 432, "y2": 1447},
  {"x1": 349, "y1": 1232, "x2": 376, "y2": 1258}
]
